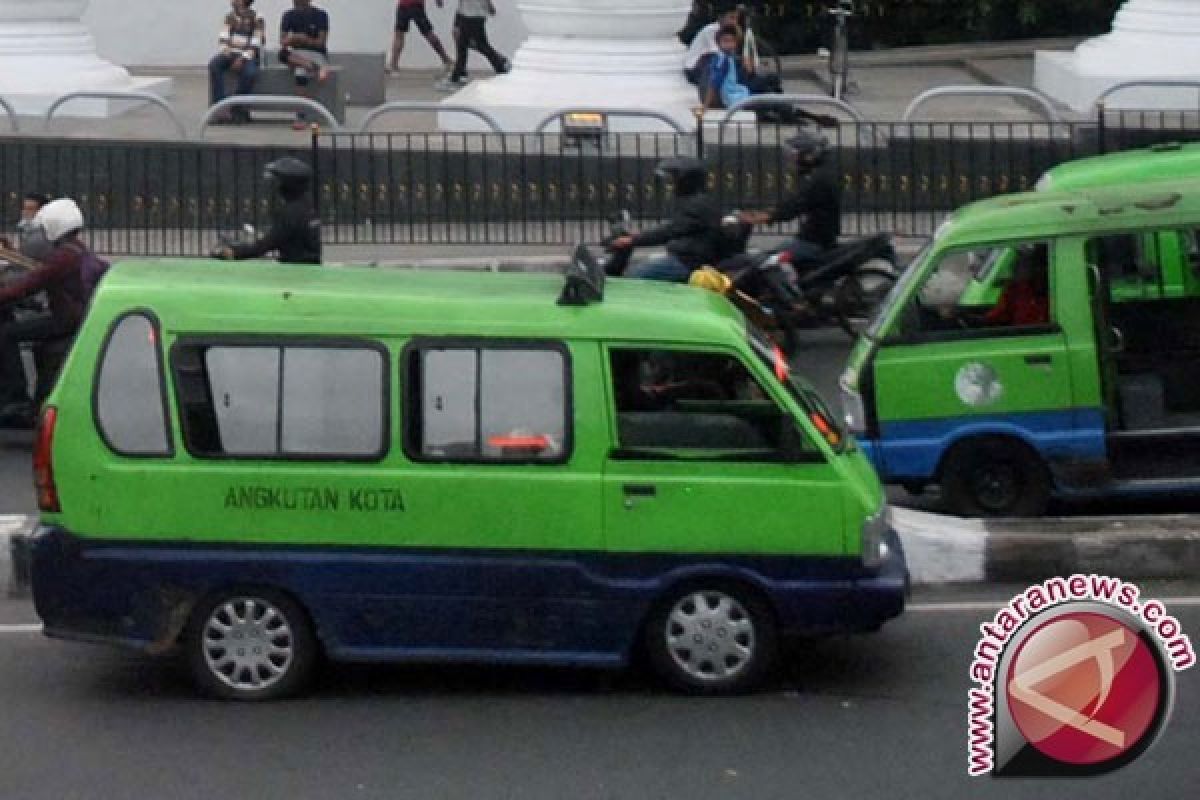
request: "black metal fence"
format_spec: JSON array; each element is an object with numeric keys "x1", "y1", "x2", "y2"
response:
[{"x1": 2, "y1": 109, "x2": 1199, "y2": 257}]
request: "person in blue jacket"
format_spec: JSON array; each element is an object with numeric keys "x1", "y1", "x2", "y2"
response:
[{"x1": 704, "y1": 25, "x2": 751, "y2": 110}]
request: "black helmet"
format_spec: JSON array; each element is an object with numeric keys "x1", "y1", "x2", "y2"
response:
[
  {"x1": 264, "y1": 157, "x2": 313, "y2": 198},
  {"x1": 655, "y1": 156, "x2": 708, "y2": 198},
  {"x1": 784, "y1": 131, "x2": 831, "y2": 168}
]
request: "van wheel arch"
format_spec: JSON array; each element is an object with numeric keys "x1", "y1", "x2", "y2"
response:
[{"x1": 937, "y1": 434, "x2": 1053, "y2": 518}]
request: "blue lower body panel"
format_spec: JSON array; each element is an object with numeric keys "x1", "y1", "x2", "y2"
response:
[
  {"x1": 866, "y1": 408, "x2": 1107, "y2": 483},
  {"x1": 32, "y1": 527, "x2": 907, "y2": 668}
]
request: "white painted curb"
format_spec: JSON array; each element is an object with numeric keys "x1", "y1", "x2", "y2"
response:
[{"x1": 891, "y1": 508, "x2": 988, "y2": 585}]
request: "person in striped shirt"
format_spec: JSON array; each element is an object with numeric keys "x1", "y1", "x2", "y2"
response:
[{"x1": 208, "y1": 0, "x2": 266, "y2": 123}]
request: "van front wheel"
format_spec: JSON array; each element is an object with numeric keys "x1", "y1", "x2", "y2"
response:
[
  {"x1": 186, "y1": 589, "x2": 317, "y2": 701},
  {"x1": 941, "y1": 438, "x2": 1051, "y2": 518},
  {"x1": 645, "y1": 582, "x2": 777, "y2": 694}
]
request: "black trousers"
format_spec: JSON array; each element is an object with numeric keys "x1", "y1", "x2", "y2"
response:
[
  {"x1": 0, "y1": 312, "x2": 74, "y2": 406},
  {"x1": 450, "y1": 15, "x2": 507, "y2": 81}
]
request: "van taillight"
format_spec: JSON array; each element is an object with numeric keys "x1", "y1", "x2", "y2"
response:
[{"x1": 33, "y1": 406, "x2": 60, "y2": 513}]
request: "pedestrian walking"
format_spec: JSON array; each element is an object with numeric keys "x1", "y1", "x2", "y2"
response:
[
  {"x1": 388, "y1": 0, "x2": 454, "y2": 75},
  {"x1": 436, "y1": 0, "x2": 510, "y2": 92}
]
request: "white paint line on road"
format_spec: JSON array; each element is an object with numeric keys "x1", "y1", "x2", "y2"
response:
[
  {"x1": 909, "y1": 597, "x2": 1200, "y2": 614},
  {"x1": 0, "y1": 624, "x2": 42, "y2": 634}
]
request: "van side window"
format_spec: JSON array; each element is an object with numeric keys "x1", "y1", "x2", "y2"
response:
[
  {"x1": 608, "y1": 349, "x2": 808, "y2": 461},
  {"x1": 893, "y1": 242, "x2": 1054, "y2": 341},
  {"x1": 95, "y1": 313, "x2": 172, "y2": 456},
  {"x1": 173, "y1": 343, "x2": 386, "y2": 459},
  {"x1": 408, "y1": 344, "x2": 569, "y2": 463}
]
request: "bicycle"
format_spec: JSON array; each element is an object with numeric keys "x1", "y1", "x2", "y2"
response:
[{"x1": 827, "y1": 1, "x2": 857, "y2": 101}]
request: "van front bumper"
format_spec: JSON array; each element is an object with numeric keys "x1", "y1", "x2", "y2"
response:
[{"x1": 772, "y1": 527, "x2": 908, "y2": 636}]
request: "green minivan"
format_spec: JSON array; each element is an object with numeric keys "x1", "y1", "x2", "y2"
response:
[
  {"x1": 31, "y1": 254, "x2": 906, "y2": 699},
  {"x1": 960, "y1": 142, "x2": 1200, "y2": 308},
  {"x1": 842, "y1": 178, "x2": 1200, "y2": 516}
]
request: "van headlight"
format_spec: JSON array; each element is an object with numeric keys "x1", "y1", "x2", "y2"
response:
[
  {"x1": 839, "y1": 376, "x2": 866, "y2": 435},
  {"x1": 861, "y1": 506, "x2": 890, "y2": 569}
]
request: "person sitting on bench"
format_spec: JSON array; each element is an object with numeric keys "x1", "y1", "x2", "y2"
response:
[
  {"x1": 279, "y1": 0, "x2": 332, "y2": 131},
  {"x1": 209, "y1": 0, "x2": 267, "y2": 124}
]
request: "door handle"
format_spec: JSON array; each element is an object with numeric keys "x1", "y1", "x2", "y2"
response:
[
  {"x1": 623, "y1": 484, "x2": 657, "y2": 497},
  {"x1": 1023, "y1": 354, "x2": 1053, "y2": 366}
]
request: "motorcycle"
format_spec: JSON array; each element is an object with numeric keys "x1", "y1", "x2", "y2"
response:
[
  {"x1": 209, "y1": 224, "x2": 259, "y2": 259},
  {"x1": 716, "y1": 218, "x2": 899, "y2": 348},
  {"x1": 599, "y1": 210, "x2": 899, "y2": 350},
  {"x1": 0, "y1": 245, "x2": 71, "y2": 430}
]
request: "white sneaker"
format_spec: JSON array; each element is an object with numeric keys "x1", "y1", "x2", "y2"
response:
[{"x1": 435, "y1": 75, "x2": 470, "y2": 92}]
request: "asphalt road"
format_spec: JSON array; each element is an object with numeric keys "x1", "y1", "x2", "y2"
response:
[{"x1": 1, "y1": 584, "x2": 1197, "y2": 799}]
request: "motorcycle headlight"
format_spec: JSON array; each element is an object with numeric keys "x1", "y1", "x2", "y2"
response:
[
  {"x1": 839, "y1": 376, "x2": 866, "y2": 435},
  {"x1": 861, "y1": 506, "x2": 890, "y2": 570}
]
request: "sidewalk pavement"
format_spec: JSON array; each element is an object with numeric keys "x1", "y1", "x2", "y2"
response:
[{"x1": 2, "y1": 38, "x2": 1089, "y2": 144}]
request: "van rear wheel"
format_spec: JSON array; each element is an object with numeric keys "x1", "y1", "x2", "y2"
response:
[
  {"x1": 186, "y1": 588, "x2": 317, "y2": 701},
  {"x1": 940, "y1": 438, "x2": 1051, "y2": 518},
  {"x1": 645, "y1": 582, "x2": 776, "y2": 694}
]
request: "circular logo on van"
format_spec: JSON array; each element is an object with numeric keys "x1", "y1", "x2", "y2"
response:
[{"x1": 956, "y1": 362, "x2": 1003, "y2": 407}]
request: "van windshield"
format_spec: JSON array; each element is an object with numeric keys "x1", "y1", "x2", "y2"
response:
[
  {"x1": 866, "y1": 241, "x2": 933, "y2": 340},
  {"x1": 747, "y1": 326, "x2": 847, "y2": 453}
]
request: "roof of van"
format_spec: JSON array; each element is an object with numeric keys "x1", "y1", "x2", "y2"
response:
[
  {"x1": 1041, "y1": 142, "x2": 1200, "y2": 191},
  {"x1": 92, "y1": 259, "x2": 748, "y2": 344},
  {"x1": 936, "y1": 177, "x2": 1200, "y2": 247}
]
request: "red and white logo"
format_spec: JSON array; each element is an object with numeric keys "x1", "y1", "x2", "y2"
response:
[
  {"x1": 966, "y1": 576, "x2": 1193, "y2": 777},
  {"x1": 1006, "y1": 611, "x2": 1163, "y2": 768}
]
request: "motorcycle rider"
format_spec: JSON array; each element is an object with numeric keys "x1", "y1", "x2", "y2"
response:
[
  {"x1": 0, "y1": 199, "x2": 91, "y2": 426},
  {"x1": 610, "y1": 157, "x2": 724, "y2": 283},
  {"x1": 739, "y1": 130, "x2": 840, "y2": 272},
  {"x1": 215, "y1": 157, "x2": 322, "y2": 264}
]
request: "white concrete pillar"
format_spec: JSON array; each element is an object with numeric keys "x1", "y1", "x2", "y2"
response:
[
  {"x1": 1036, "y1": 0, "x2": 1200, "y2": 111},
  {"x1": 0, "y1": 0, "x2": 170, "y2": 117},
  {"x1": 442, "y1": 0, "x2": 699, "y2": 132}
]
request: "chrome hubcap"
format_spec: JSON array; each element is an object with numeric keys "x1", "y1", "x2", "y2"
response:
[
  {"x1": 665, "y1": 591, "x2": 755, "y2": 682},
  {"x1": 202, "y1": 597, "x2": 294, "y2": 692}
]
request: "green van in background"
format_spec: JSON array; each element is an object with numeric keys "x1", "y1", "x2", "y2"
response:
[
  {"x1": 30, "y1": 255, "x2": 906, "y2": 699},
  {"x1": 842, "y1": 179, "x2": 1200, "y2": 516}
]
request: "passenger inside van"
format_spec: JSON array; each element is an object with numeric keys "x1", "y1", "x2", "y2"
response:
[{"x1": 982, "y1": 244, "x2": 1050, "y2": 328}]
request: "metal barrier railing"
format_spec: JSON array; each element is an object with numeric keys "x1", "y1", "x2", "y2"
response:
[
  {"x1": 716, "y1": 94, "x2": 866, "y2": 147},
  {"x1": 533, "y1": 108, "x2": 690, "y2": 135},
  {"x1": 1096, "y1": 80, "x2": 1200, "y2": 109},
  {"x1": 198, "y1": 96, "x2": 341, "y2": 137},
  {"x1": 903, "y1": 86, "x2": 1062, "y2": 124},
  {"x1": 44, "y1": 91, "x2": 186, "y2": 138},
  {"x1": 0, "y1": 97, "x2": 18, "y2": 134},
  {"x1": 361, "y1": 102, "x2": 504, "y2": 133}
]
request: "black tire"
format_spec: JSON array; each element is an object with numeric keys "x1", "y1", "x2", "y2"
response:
[
  {"x1": 940, "y1": 437, "x2": 1052, "y2": 518},
  {"x1": 835, "y1": 265, "x2": 897, "y2": 338},
  {"x1": 185, "y1": 587, "x2": 318, "y2": 701},
  {"x1": 644, "y1": 581, "x2": 777, "y2": 694}
]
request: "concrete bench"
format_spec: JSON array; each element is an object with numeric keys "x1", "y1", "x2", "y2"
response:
[
  {"x1": 222, "y1": 51, "x2": 387, "y2": 124},
  {"x1": 225, "y1": 63, "x2": 346, "y2": 123}
]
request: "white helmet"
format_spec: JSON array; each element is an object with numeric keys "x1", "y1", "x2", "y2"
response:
[{"x1": 34, "y1": 198, "x2": 85, "y2": 244}]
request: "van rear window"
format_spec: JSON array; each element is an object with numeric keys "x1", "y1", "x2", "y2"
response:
[
  {"x1": 95, "y1": 313, "x2": 172, "y2": 457},
  {"x1": 172, "y1": 342, "x2": 386, "y2": 460}
]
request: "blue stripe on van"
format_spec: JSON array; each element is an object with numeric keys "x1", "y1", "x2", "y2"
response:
[
  {"x1": 31, "y1": 528, "x2": 907, "y2": 667},
  {"x1": 861, "y1": 408, "x2": 1107, "y2": 482}
]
